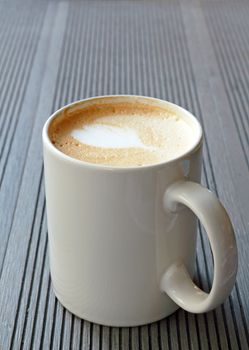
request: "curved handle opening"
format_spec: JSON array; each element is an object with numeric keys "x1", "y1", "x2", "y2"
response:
[{"x1": 161, "y1": 181, "x2": 237, "y2": 313}]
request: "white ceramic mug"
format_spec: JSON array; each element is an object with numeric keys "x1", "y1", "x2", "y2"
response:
[{"x1": 43, "y1": 96, "x2": 238, "y2": 327}]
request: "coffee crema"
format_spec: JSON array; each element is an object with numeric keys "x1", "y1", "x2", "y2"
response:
[{"x1": 49, "y1": 102, "x2": 194, "y2": 166}]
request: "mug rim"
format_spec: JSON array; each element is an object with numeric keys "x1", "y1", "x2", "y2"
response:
[{"x1": 42, "y1": 95, "x2": 203, "y2": 172}]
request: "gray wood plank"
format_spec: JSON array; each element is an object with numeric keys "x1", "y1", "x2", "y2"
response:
[
  {"x1": 130, "y1": 327, "x2": 140, "y2": 350},
  {"x1": 111, "y1": 328, "x2": 120, "y2": 350},
  {"x1": 82, "y1": 321, "x2": 92, "y2": 350},
  {"x1": 21, "y1": 208, "x2": 48, "y2": 350},
  {"x1": 168, "y1": 316, "x2": 180, "y2": 350},
  {"x1": 150, "y1": 323, "x2": 161, "y2": 350},
  {"x1": 102, "y1": 326, "x2": 111, "y2": 350},
  {"x1": 121, "y1": 328, "x2": 130, "y2": 350},
  {"x1": 92, "y1": 324, "x2": 101, "y2": 350},
  {"x1": 159, "y1": 320, "x2": 170, "y2": 350},
  {"x1": 71, "y1": 317, "x2": 83, "y2": 350},
  {"x1": 140, "y1": 325, "x2": 150, "y2": 350}
]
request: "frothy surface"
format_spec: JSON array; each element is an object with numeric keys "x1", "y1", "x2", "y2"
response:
[{"x1": 49, "y1": 102, "x2": 194, "y2": 166}]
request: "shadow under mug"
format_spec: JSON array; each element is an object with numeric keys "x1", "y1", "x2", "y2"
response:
[{"x1": 43, "y1": 95, "x2": 238, "y2": 327}]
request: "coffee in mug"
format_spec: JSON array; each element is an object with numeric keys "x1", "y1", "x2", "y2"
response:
[{"x1": 48, "y1": 102, "x2": 194, "y2": 167}]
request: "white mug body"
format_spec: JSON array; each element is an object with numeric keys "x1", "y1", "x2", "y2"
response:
[{"x1": 43, "y1": 96, "x2": 236, "y2": 326}]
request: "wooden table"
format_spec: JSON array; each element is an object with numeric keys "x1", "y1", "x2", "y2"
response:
[{"x1": 0, "y1": 0, "x2": 248, "y2": 349}]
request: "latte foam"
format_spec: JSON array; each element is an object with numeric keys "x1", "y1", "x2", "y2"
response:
[
  {"x1": 71, "y1": 125, "x2": 147, "y2": 149},
  {"x1": 49, "y1": 102, "x2": 194, "y2": 166}
]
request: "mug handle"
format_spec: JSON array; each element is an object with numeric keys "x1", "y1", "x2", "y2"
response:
[{"x1": 161, "y1": 181, "x2": 238, "y2": 313}]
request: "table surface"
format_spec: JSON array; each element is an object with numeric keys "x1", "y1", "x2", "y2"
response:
[{"x1": 0, "y1": 0, "x2": 248, "y2": 349}]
